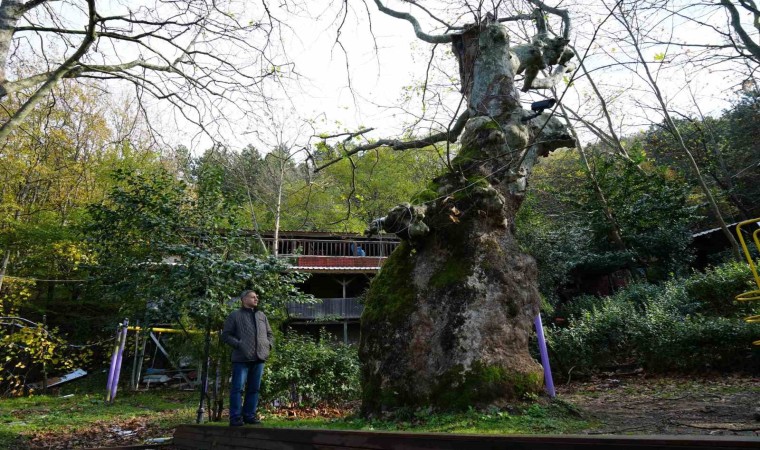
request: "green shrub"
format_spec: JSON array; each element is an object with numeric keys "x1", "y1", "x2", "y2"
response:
[
  {"x1": 548, "y1": 298, "x2": 640, "y2": 373},
  {"x1": 636, "y1": 314, "x2": 758, "y2": 371},
  {"x1": 682, "y1": 261, "x2": 756, "y2": 316},
  {"x1": 261, "y1": 329, "x2": 360, "y2": 407},
  {"x1": 547, "y1": 261, "x2": 760, "y2": 375}
]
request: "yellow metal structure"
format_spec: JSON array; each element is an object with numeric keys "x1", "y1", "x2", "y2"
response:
[
  {"x1": 126, "y1": 326, "x2": 217, "y2": 334},
  {"x1": 735, "y1": 219, "x2": 760, "y2": 346}
]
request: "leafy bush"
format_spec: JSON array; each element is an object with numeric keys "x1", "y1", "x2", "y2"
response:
[
  {"x1": 548, "y1": 297, "x2": 640, "y2": 372},
  {"x1": 0, "y1": 321, "x2": 93, "y2": 397},
  {"x1": 261, "y1": 329, "x2": 360, "y2": 407},
  {"x1": 682, "y1": 261, "x2": 756, "y2": 316},
  {"x1": 636, "y1": 313, "x2": 757, "y2": 371},
  {"x1": 547, "y1": 262, "x2": 760, "y2": 375}
]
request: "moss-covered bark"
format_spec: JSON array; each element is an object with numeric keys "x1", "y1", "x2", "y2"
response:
[{"x1": 360, "y1": 14, "x2": 575, "y2": 415}]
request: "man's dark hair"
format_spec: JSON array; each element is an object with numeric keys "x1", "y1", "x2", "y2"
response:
[{"x1": 239, "y1": 289, "x2": 259, "y2": 301}]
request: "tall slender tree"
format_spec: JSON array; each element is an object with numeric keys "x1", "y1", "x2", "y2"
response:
[{"x1": 608, "y1": 1, "x2": 742, "y2": 260}]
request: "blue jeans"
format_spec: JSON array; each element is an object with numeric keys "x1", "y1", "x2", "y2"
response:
[{"x1": 229, "y1": 361, "x2": 264, "y2": 422}]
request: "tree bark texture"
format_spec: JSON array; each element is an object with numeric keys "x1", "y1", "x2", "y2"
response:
[
  {"x1": 0, "y1": 1, "x2": 24, "y2": 85},
  {"x1": 360, "y1": 18, "x2": 574, "y2": 414}
]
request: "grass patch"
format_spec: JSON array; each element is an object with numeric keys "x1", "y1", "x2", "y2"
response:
[
  {"x1": 0, "y1": 371, "x2": 196, "y2": 449},
  {"x1": 211, "y1": 401, "x2": 593, "y2": 435},
  {"x1": 0, "y1": 370, "x2": 592, "y2": 448}
]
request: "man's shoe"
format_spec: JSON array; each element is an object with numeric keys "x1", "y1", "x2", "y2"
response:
[
  {"x1": 243, "y1": 416, "x2": 261, "y2": 425},
  {"x1": 229, "y1": 418, "x2": 244, "y2": 427}
]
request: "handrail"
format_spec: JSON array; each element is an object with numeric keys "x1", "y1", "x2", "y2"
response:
[
  {"x1": 286, "y1": 297, "x2": 364, "y2": 319},
  {"x1": 261, "y1": 237, "x2": 399, "y2": 257}
]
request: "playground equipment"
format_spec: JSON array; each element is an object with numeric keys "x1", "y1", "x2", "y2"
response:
[
  {"x1": 105, "y1": 319, "x2": 128, "y2": 402},
  {"x1": 105, "y1": 322, "x2": 208, "y2": 402},
  {"x1": 735, "y1": 218, "x2": 760, "y2": 346}
]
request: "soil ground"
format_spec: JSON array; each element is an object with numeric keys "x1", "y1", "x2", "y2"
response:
[{"x1": 558, "y1": 374, "x2": 760, "y2": 436}]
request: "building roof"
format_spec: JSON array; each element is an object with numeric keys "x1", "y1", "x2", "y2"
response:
[
  {"x1": 692, "y1": 221, "x2": 757, "y2": 238},
  {"x1": 290, "y1": 266, "x2": 381, "y2": 273},
  {"x1": 282, "y1": 254, "x2": 387, "y2": 273}
]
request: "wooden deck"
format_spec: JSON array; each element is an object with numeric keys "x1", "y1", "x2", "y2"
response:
[{"x1": 172, "y1": 425, "x2": 759, "y2": 450}]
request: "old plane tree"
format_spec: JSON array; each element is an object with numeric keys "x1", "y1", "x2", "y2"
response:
[{"x1": 314, "y1": 0, "x2": 580, "y2": 413}]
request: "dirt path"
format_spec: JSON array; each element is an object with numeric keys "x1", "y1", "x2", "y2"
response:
[{"x1": 558, "y1": 374, "x2": 760, "y2": 436}]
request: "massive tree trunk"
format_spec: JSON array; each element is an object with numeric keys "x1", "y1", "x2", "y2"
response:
[{"x1": 359, "y1": 14, "x2": 575, "y2": 414}]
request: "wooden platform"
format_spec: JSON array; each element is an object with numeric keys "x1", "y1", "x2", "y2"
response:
[{"x1": 173, "y1": 425, "x2": 759, "y2": 450}]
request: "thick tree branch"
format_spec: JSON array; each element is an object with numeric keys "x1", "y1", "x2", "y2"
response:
[
  {"x1": 720, "y1": 0, "x2": 760, "y2": 63},
  {"x1": 498, "y1": 14, "x2": 535, "y2": 23},
  {"x1": 0, "y1": 0, "x2": 97, "y2": 144},
  {"x1": 526, "y1": 0, "x2": 572, "y2": 39},
  {"x1": 524, "y1": 62, "x2": 576, "y2": 91},
  {"x1": 407, "y1": 2, "x2": 461, "y2": 31},
  {"x1": 21, "y1": 0, "x2": 48, "y2": 13},
  {"x1": 373, "y1": 0, "x2": 453, "y2": 44},
  {"x1": 316, "y1": 128, "x2": 374, "y2": 140},
  {"x1": 314, "y1": 110, "x2": 471, "y2": 172}
]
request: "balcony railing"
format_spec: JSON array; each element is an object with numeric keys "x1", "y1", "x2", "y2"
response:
[
  {"x1": 262, "y1": 238, "x2": 398, "y2": 258},
  {"x1": 286, "y1": 297, "x2": 363, "y2": 320}
]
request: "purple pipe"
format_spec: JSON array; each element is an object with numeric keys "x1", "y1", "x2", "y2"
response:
[
  {"x1": 105, "y1": 323, "x2": 122, "y2": 401},
  {"x1": 534, "y1": 314, "x2": 556, "y2": 398},
  {"x1": 109, "y1": 319, "x2": 129, "y2": 402}
]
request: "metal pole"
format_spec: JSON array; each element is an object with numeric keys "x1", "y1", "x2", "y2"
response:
[
  {"x1": 130, "y1": 320, "x2": 140, "y2": 391},
  {"x1": 109, "y1": 319, "x2": 129, "y2": 402},
  {"x1": 42, "y1": 315, "x2": 48, "y2": 394},
  {"x1": 196, "y1": 323, "x2": 212, "y2": 424},
  {"x1": 149, "y1": 332, "x2": 192, "y2": 386},
  {"x1": 105, "y1": 322, "x2": 122, "y2": 401},
  {"x1": 534, "y1": 314, "x2": 556, "y2": 398},
  {"x1": 134, "y1": 329, "x2": 148, "y2": 388}
]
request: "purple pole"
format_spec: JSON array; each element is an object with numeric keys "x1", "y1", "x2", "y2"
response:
[
  {"x1": 105, "y1": 323, "x2": 122, "y2": 401},
  {"x1": 534, "y1": 314, "x2": 556, "y2": 398},
  {"x1": 109, "y1": 319, "x2": 129, "y2": 402}
]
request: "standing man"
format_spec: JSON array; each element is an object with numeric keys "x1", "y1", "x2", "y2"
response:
[{"x1": 222, "y1": 289, "x2": 274, "y2": 426}]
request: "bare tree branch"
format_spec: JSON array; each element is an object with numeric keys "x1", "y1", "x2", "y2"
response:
[
  {"x1": 720, "y1": 0, "x2": 760, "y2": 63},
  {"x1": 0, "y1": 0, "x2": 289, "y2": 146},
  {"x1": 0, "y1": 0, "x2": 97, "y2": 143},
  {"x1": 373, "y1": 0, "x2": 454, "y2": 43},
  {"x1": 314, "y1": 109, "x2": 471, "y2": 172},
  {"x1": 526, "y1": 0, "x2": 572, "y2": 39}
]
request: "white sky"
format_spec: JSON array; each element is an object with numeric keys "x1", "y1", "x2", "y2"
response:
[
  {"x1": 12, "y1": 0, "x2": 756, "y2": 156},
  {"x1": 233, "y1": 0, "x2": 753, "y2": 157}
]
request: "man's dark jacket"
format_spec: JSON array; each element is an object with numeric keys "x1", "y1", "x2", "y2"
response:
[{"x1": 221, "y1": 307, "x2": 274, "y2": 363}]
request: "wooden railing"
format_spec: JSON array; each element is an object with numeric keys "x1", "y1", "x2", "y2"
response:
[
  {"x1": 286, "y1": 297, "x2": 363, "y2": 320},
  {"x1": 262, "y1": 238, "x2": 398, "y2": 258}
]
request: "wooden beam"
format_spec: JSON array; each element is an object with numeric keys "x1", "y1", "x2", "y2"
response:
[{"x1": 173, "y1": 425, "x2": 759, "y2": 450}]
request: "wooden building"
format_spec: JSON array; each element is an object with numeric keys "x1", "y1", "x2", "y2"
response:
[{"x1": 258, "y1": 231, "x2": 400, "y2": 344}]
